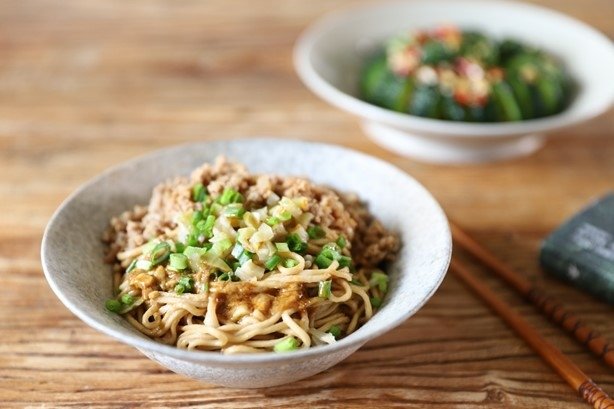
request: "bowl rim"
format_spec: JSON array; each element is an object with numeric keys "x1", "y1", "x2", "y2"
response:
[
  {"x1": 293, "y1": 0, "x2": 614, "y2": 138},
  {"x1": 41, "y1": 138, "x2": 452, "y2": 365}
]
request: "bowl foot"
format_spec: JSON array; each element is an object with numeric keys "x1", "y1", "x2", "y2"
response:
[{"x1": 362, "y1": 121, "x2": 545, "y2": 164}]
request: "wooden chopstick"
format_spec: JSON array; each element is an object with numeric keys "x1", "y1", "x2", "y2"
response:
[
  {"x1": 450, "y1": 258, "x2": 614, "y2": 409},
  {"x1": 451, "y1": 222, "x2": 614, "y2": 369}
]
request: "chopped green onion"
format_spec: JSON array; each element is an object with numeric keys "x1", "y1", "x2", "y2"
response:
[
  {"x1": 202, "y1": 215, "x2": 216, "y2": 238},
  {"x1": 274, "y1": 337, "x2": 299, "y2": 352},
  {"x1": 231, "y1": 261, "x2": 241, "y2": 271},
  {"x1": 307, "y1": 225, "x2": 325, "y2": 240},
  {"x1": 265, "y1": 254, "x2": 282, "y2": 270},
  {"x1": 217, "y1": 272, "x2": 231, "y2": 281},
  {"x1": 237, "y1": 250, "x2": 253, "y2": 266},
  {"x1": 315, "y1": 254, "x2": 333, "y2": 269},
  {"x1": 286, "y1": 234, "x2": 307, "y2": 254},
  {"x1": 192, "y1": 183, "x2": 207, "y2": 202},
  {"x1": 135, "y1": 259, "x2": 152, "y2": 271},
  {"x1": 191, "y1": 210, "x2": 204, "y2": 225},
  {"x1": 370, "y1": 296, "x2": 382, "y2": 308},
  {"x1": 218, "y1": 187, "x2": 243, "y2": 205},
  {"x1": 120, "y1": 294, "x2": 134, "y2": 305},
  {"x1": 266, "y1": 216, "x2": 280, "y2": 226},
  {"x1": 125, "y1": 259, "x2": 137, "y2": 273},
  {"x1": 224, "y1": 203, "x2": 245, "y2": 218},
  {"x1": 275, "y1": 242, "x2": 290, "y2": 253},
  {"x1": 174, "y1": 242, "x2": 186, "y2": 253},
  {"x1": 278, "y1": 211, "x2": 292, "y2": 221},
  {"x1": 169, "y1": 253, "x2": 188, "y2": 270},
  {"x1": 336, "y1": 235, "x2": 347, "y2": 248},
  {"x1": 321, "y1": 243, "x2": 341, "y2": 260},
  {"x1": 350, "y1": 279, "x2": 363, "y2": 286},
  {"x1": 231, "y1": 243, "x2": 245, "y2": 259},
  {"x1": 282, "y1": 258, "x2": 298, "y2": 268},
  {"x1": 328, "y1": 325, "x2": 341, "y2": 339},
  {"x1": 186, "y1": 232, "x2": 200, "y2": 247},
  {"x1": 338, "y1": 255, "x2": 352, "y2": 269},
  {"x1": 141, "y1": 240, "x2": 158, "y2": 254},
  {"x1": 150, "y1": 242, "x2": 171, "y2": 266},
  {"x1": 318, "y1": 280, "x2": 332, "y2": 298},
  {"x1": 369, "y1": 271, "x2": 389, "y2": 293},
  {"x1": 211, "y1": 238, "x2": 233, "y2": 257},
  {"x1": 105, "y1": 299, "x2": 122, "y2": 313},
  {"x1": 178, "y1": 276, "x2": 194, "y2": 292},
  {"x1": 174, "y1": 283, "x2": 186, "y2": 294}
]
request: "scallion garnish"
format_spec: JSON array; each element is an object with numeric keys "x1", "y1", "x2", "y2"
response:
[
  {"x1": 191, "y1": 210, "x2": 204, "y2": 225},
  {"x1": 169, "y1": 253, "x2": 188, "y2": 270},
  {"x1": 150, "y1": 242, "x2": 171, "y2": 266},
  {"x1": 336, "y1": 235, "x2": 347, "y2": 248},
  {"x1": 105, "y1": 299, "x2": 122, "y2": 313},
  {"x1": 314, "y1": 254, "x2": 333, "y2": 269},
  {"x1": 274, "y1": 337, "x2": 299, "y2": 352},
  {"x1": 217, "y1": 272, "x2": 231, "y2": 281},
  {"x1": 370, "y1": 296, "x2": 382, "y2": 308},
  {"x1": 174, "y1": 242, "x2": 186, "y2": 253},
  {"x1": 282, "y1": 258, "x2": 298, "y2": 268},
  {"x1": 125, "y1": 259, "x2": 138, "y2": 273},
  {"x1": 135, "y1": 259, "x2": 152, "y2": 271},
  {"x1": 320, "y1": 243, "x2": 341, "y2": 260},
  {"x1": 278, "y1": 211, "x2": 292, "y2": 222},
  {"x1": 369, "y1": 271, "x2": 389, "y2": 293},
  {"x1": 224, "y1": 203, "x2": 245, "y2": 218},
  {"x1": 237, "y1": 250, "x2": 253, "y2": 266},
  {"x1": 338, "y1": 255, "x2": 352, "y2": 269},
  {"x1": 174, "y1": 283, "x2": 186, "y2": 294},
  {"x1": 328, "y1": 325, "x2": 341, "y2": 339},
  {"x1": 218, "y1": 187, "x2": 243, "y2": 205},
  {"x1": 266, "y1": 216, "x2": 280, "y2": 226},
  {"x1": 202, "y1": 215, "x2": 216, "y2": 239},
  {"x1": 231, "y1": 242, "x2": 245, "y2": 259},
  {"x1": 265, "y1": 254, "x2": 281, "y2": 270},
  {"x1": 307, "y1": 225, "x2": 325, "y2": 240},
  {"x1": 318, "y1": 280, "x2": 332, "y2": 298},
  {"x1": 286, "y1": 233, "x2": 307, "y2": 254},
  {"x1": 192, "y1": 183, "x2": 207, "y2": 202},
  {"x1": 120, "y1": 294, "x2": 134, "y2": 305},
  {"x1": 178, "y1": 276, "x2": 194, "y2": 291},
  {"x1": 275, "y1": 242, "x2": 290, "y2": 253}
]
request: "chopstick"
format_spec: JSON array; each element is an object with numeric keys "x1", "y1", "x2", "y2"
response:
[
  {"x1": 450, "y1": 258, "x2": 614, "y2": 409},
  {"x1": 451, "y1": 223, "x2": 614, "y2": 369}
]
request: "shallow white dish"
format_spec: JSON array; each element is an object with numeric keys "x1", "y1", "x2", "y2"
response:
[
  {"x1": 294, "y1": 0, "x2": 614, "y2": 164},
  {"x1": 41, "y1": 139, "x2": 451, "y2": 388}
]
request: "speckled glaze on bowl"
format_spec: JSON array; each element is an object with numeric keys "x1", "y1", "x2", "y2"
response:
[{"x1": 41, "y1": 139, "x2": 451, "y2": 388}]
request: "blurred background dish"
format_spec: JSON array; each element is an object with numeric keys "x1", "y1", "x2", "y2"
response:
[{"x1": 294, "y1": 0, "x2": 614, "y2": 163}]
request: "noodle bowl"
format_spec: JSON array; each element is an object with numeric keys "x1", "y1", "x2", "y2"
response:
[{"x1": 103, "y1": 157, "x2": 399, "y2": 354}]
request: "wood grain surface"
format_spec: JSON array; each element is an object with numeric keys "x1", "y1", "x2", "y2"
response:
[{"x1": 0, "y1": 0, "x2": 612, "y2": 408}]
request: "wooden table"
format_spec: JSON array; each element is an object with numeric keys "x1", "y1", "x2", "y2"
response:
[{"x1": 1, "y1": 0, "x2": 612, "y2": 407}]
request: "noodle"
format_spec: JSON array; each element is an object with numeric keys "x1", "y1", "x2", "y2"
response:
[{"x1": 103, "y1": 157, "x2": 399, "y2": 354}]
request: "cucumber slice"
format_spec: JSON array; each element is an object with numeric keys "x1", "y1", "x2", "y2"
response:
[
  {"x1": 441, "y1": 95, "x2": 467, "y2": 121},
  {"x1": 360, "y1": 53, "x2": 389, "y2": 104},
  {"x1": 492, "y1": 81, "x2": 523, "y2": 121},
  {"x1": 507, "y1": 76, "x2": 534, "y2": 119},
  {"x1": 421, "y1": 40, "x2": 454, "y2": 64},
  {"x1": 408, "y1": 85, "x2": 441, "y2": 118},
  {"x1": 535, "y1": 76, "x2": 563, "y2": 116}
]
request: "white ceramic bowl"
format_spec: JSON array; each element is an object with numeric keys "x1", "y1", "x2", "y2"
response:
[
  {"x1": 41, "y1": 139, "x2": 451, "y2": 388},
  {"x1": 294, "y1": 0, "x2": 614, "y2": 164}
]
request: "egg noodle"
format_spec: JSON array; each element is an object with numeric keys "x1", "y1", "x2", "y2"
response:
[{"x1": 104, "y1": 160, "x2": 398, "y2": 354}]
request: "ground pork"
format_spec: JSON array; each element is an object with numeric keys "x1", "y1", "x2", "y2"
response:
[{"x1": 103, "y1": 157, "x2": 399, "y2": 269}]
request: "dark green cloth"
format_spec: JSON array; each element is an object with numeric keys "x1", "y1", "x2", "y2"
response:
[{"x1": 540, "y1": 192, "x2": 614, "y2": 304}]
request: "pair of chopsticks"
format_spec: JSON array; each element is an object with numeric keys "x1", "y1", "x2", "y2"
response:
[{"x1": 450, "y1": 223, "x2": 613, "y2": 408}]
